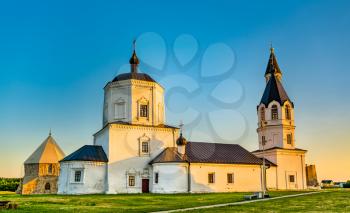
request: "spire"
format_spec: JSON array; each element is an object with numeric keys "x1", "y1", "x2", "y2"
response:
[
  {"x1": 49, "y1": 129, "x2": 52, "y2": 137},
  {"x1": 265, "y1": 45, "x2": 282, "y2": 81},
  {"x1": 129, "y1": 39, "x2": 139, "y2": 73}
]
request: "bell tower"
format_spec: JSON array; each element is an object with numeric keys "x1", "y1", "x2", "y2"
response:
[
  {"x1": 256, "y1": 47, "x2": 295, "y2": 150},
  {"x1": 253, "y1": 47, "x2": 307, "y2": 190}
]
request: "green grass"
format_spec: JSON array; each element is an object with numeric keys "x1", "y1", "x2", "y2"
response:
[
  {"x1": 187, "y1": 189, "x2": 350, "y2": 212},
  {"x1": 0, "y1": 191, "x2": 303, "y2": 212}
]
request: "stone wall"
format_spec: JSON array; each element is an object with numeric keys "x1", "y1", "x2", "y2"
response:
[{"x1": 22, "y1": 163, "x2": 60, "y2": 194}]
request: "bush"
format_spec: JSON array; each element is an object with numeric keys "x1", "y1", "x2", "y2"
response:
[
  {"x1": 343, "y1": 183, "x2": 350, "y2": 188},
  {"x1": 0, "y1": 178, "x2": 21, "y2": 192}
]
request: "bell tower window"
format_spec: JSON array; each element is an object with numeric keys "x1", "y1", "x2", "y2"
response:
[
  {"x1": 260, "y1": 107, "x2": 265, "y2": 121},
  {"x1": 271, "y1": 105, "x2": 278, "y2": 120},
  {"x1": 287, "y1": 133, "x2": 293, "y2": 145},
  {"x1": 285, "y1": 105, "x2": 291, "y2": 120}
]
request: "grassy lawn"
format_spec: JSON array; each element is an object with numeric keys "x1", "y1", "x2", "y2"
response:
[
  {"x1": 0, "y1": 191, "x2": 304, "y2": 212},
  {"x1": 188, "y1": 189, "x2": 350, "y2": 213}
]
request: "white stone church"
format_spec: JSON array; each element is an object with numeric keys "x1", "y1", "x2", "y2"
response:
[{"x1": 57, "y1": 46, "x2": 307, "y2": 194}]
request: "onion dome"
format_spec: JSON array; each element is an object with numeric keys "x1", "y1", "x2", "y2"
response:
[
  {"x1": 176, "y1": 133, "x2": 187, "y2": 146},
  {"x1": 129, "y1": 50, "x2": 140, "y2": 65}
]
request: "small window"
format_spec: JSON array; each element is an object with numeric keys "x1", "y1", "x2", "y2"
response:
[
  {"x1": 74, "y1": 170, "x2": 82, "y2": 183},
  {"x1": 129, "y1": 176, "x2": 135, "y2": 186},
  {"x1": 140, "y1": 104, "x2": 148, "y2": 117},
  {"x1": 285, "y1": 105, "x2": 291, "y2": 120},
  {"x1": 271, "y1": 105, "x2": 278, "y2": 120},
  {"x1": 154, "y1": 172, "x2": 159, "y2": 184},
  {"x1": 45, "y1": 182, "x2": 50, "y2": 190},
  {"x1": 142, "y1": 141, "x2": 149, "y2": 153},
  {"x1": 227, "y1": 173, "x2": 234, "y2": 184},
  {"x1": 287, "y1": 134, "x2": 293, "y2": 145},
  {"x1": 48, "y1": 164, "x2": 53, "y2": 174},
  {"x1": 289, "y1": 175, "x2": 295, "y2": 183},
  {"x1": 208, "y1": 173, "x2": 215, "y2": 184},
  {"x1": 262, "y1": 136, "x2": 266, "y2": 146},
  {"x1": 260, "y1": 107, "x2": 265, "y2": 121}
]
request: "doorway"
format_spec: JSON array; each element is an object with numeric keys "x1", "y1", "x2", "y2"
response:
[{"x1": 142, "y1": 179, "x2": 149, "y2": 193}]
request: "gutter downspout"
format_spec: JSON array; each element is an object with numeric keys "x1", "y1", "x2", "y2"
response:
[{"x1": 187, "y1": 162, "x2": 191, "y2": 193}]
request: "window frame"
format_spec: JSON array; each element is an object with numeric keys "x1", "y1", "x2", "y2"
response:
[
  {"x1": 289, "y1": 175, "x2": 295, "y2": 183},
  {"x1": 154, "y1": 172, "x2": 159, "y2": 184},
  {"x1": 271, "y1": 105, "x2": 279, "y2": 120},
  {"x1": 139, "y1": 104, "x2": 148, "y2": 118},
  {"x1": 141, "y1": 141, "x2": 149, "y2": 154},
  {"x1": 128, "y1": 175, "x2": 136, "y2": 187},
  {"x1": 208, "y1": 173, "x2": 215, "y2": 184},
  {"x1": 70, "y1": 168, "x2": 85, "y2": 184},
  {"x1": 227, "y1": 173, "x2": 234, "y2": 184}
]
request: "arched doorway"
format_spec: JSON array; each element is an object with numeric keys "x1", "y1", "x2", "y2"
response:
[{"x1": 45, "y1": 183, "x2": 51, "y2": 191}]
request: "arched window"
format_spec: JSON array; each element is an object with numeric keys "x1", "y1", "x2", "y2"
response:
[
  {"x1": 45, "y1": 183, "x2": 50, "y2": 190},
  {"x1": 271, "y1": 105, "x2": 278, "y2": 120},
  {"x1": 285, "y1": 105, "x2": 291, "y2": 120},
  {"x1": 260, "y1": 107, "x2": 265, "y2": 121}
]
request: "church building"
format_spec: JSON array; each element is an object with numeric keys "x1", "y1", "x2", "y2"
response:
[{"x1": 57, "y1": 45, "x2": 308, "y2": 194}]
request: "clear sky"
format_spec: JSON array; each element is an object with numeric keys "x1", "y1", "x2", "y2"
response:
[{"x1": 0, "y1": 0, "x2": 349, "y2": 181}]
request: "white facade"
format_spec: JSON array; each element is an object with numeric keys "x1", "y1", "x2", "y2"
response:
[
  {"x1": 152, "y1": 163, "x2": 262, "y2": 193},
  {"x1": 58, "y1": 161, "x2": 107, "y2": 194},
  {"x1": 94, "y1": 123, "x2": 179, "y2": 193}
]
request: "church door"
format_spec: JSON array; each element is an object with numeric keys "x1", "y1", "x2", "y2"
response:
[{"x1": 142, "y1": 179, "x2": 149, "y2": 193}]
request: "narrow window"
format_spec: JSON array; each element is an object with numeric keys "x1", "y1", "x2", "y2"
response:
[
  {"x1": 48, "y1": 164, "x2": 53, "y2": 174},
  {"x1": 262, "y1": 136, "x2": 266, "y2": 146},
  {"x1": 129, "y1": 176, "x2": 135, "y2": 186},
  {"x1": 74, "y1": 170, "x2": 82, "y2": 183},
  {"x1": 289, "y1": 175, "x2": 295, "y2": 183},
  {"x1": 285, "y1": 105, "x2": 291, "y2": 120},
  {"x1": 45, "y1": 183, "x2": 50, "y2": 190},
  {"x1": 260, "y1": 107, "x2": 265, "y2": 121},
  {"x1": 140, "y1": 104, "x2": 148, "y2": 117},
  {"x1": 271, "y1": 105, "x2": 278, "y2": 120},
  {"x1": 227, "y1": 173, "x2": 234, "y2": 184},
  {"x1": 287, "y1": 134, "x2": 293, "y2": 145},
  {"x1": 154, "y1": 172, "x2": 159, "y2": 184},
  {"x1": 142, "y1": 141, "x2": 149, "y2": 153},
  {"x1": 208, "y1": 173, "x2": 215, "y2": 184}
]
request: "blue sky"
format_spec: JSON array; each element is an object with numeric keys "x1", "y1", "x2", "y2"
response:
[{"x1": 0, "y1": 0, "x2": 349, "y2": 180}]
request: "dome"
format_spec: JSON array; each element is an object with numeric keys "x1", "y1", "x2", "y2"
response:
[
  {"x1": 129, "y1": 50, "x2": 140, "y2": 65},
  {"x1": 111, "y1": 72, "x2": 156, "y2": 83},
  {"x1": 176, "y1": 133, "x2": 187, "y2": 146}
]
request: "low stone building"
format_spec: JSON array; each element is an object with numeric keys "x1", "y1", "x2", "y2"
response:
[{"x1": 21, "y1": 133, "x2": 65, "y2": 194}]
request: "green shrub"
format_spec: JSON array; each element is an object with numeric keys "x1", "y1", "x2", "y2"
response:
[
  {"x1": 0, "y1": 178, "x2": 21, "y2": 192},
  {"x1": 343, "y1": 183, "x2": 350, "y2": 188}
]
